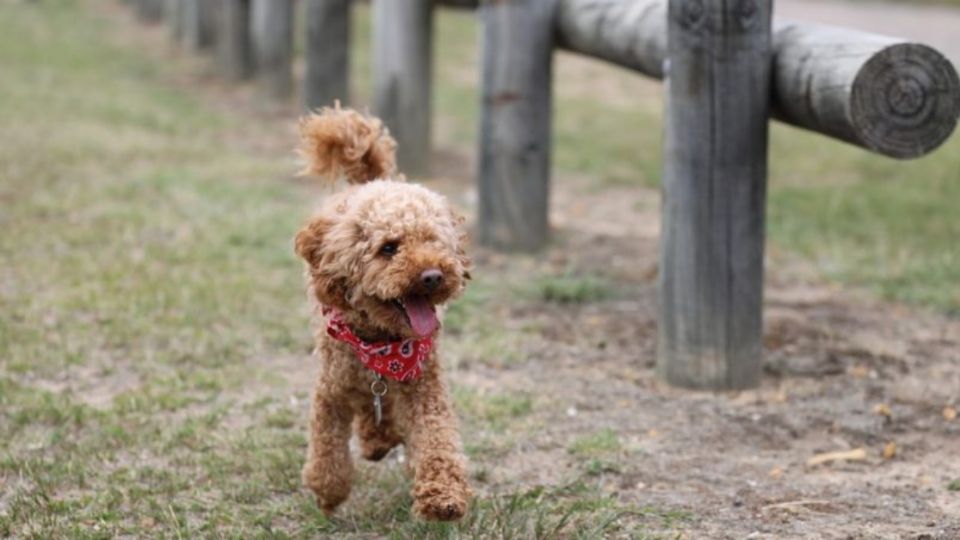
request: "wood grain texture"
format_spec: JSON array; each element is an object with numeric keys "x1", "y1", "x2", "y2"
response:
[
  {"x1": 556, "y1": 0, "x2": 667, "y2": 78},
  {"x1": 216, "y1": 0, "x2": 253, "y2": 81},
  {"x1": 477, "y1": 0, "x2": 557, "y2": 250},
  {"x1": 657, "y1": 0, "x2": 772, "y2": 390},
  {"x1": 552, "y1": 0, "x2": 959, "y2": 158},
  {"x1": 774, "y1": 22, "x2": 960, "y2": 159},
  {"x1": 371, "y1": 0, "x2": 433, "y2": 175},
  {"x1": 304, "y1": 0, "x2": 351, "y2": 110},
  {"x1": 251, "y1": 0, "x2": 294, "y2": 101}
]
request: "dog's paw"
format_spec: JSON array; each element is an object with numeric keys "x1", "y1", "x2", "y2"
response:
[
  {"x1": 359, "y1": 433, "x2": 401, "y2": 462},
  {"x1": 302, "y1": 461, "x2": 351, "y2": 514},
  {"x1": 414, "y1": 494, "x2": 467, "y2": 521},
  {"x1": 361, "y1": 443, "x2": 394, "y2": 462},
  {"x1": 413, "y1": 482, "x2": 469, "y2": 521}
]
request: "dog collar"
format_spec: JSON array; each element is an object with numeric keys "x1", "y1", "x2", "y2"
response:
[{"x1": 323, "y1": 307, "x2": 433, "y2": 382}]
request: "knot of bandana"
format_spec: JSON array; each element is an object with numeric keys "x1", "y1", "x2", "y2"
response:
[{"x1": 323, "y1": 308, "x2": 432, "y2": 382}]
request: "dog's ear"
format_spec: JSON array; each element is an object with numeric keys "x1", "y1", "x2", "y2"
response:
[
  {"x1": 294, "y1": 217, "x2": 333, "y2": 268},
  {"x1": 296, "y1": 217, "x2": 352, "y2": 308},
  {"x1": 449, "y1": 208, "x2": 473, "y2": 281}
]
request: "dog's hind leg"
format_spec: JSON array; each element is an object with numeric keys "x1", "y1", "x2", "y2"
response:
[{"x1": 355, "y1": 396, "x2": 404, "y2": 461}]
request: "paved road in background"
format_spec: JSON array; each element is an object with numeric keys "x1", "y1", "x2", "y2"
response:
[{"x1": 778, "y1": 0, "x2": 960, "y2": 65}]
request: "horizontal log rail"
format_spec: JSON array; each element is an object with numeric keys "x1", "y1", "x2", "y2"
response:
[{"x1": 442, "y1": 0, "x2": 960, "y2": 159}]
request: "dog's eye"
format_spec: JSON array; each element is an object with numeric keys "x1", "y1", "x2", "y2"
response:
[{"x1": 379, "y1": 241, "x2": 400, "y2": 257}]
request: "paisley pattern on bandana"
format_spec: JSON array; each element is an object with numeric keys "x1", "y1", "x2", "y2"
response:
[{"x1": 323, "y1": 307, "x2": 433, "y2": 382}]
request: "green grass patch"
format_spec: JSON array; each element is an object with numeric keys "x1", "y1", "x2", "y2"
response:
[
  {"x1": 768, "y1": 124, "x2": 960, "y2": 314},
  {"x1": 533, "y1": 274, "x2": 614, "y2": 304},
  {"x1": 568, "y1": 429, "x2": 622, "y2": 458},
  {"x1": 454, "y1": 387, "x2": 533, "y2": 433},
  {"x1": 305, "y1": 477, "x2": 685, "y2": 538}
]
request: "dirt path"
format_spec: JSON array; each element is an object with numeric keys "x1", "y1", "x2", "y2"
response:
[{"x1": 777, "y1": 0, "x2": 960, "y2": 64}]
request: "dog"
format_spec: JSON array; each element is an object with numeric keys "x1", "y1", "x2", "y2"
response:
[{"x1": 293, "y1": 106, "x2": 472, "y2": 521}]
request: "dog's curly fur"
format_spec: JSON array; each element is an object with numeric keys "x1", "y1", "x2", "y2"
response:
[{"x1": 294, "y1": 106, "x2": 472, "y2": 521}]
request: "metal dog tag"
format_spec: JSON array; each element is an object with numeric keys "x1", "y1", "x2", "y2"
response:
[{"x1": 370, "y1": 375, "x2": 387, "y2": 427}]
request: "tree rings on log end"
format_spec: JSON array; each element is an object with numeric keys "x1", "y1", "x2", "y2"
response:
[{"x1": 851, "y1": 43, "x2": 960, "y2": 159}]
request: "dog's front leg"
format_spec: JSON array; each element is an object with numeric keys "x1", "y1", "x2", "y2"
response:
[
  {"x1": 302, "y1": 388, "x2": 354, "y2": 514},
  {"x1": 404, "y1": 379, "x2": 471, "y2": 521}
]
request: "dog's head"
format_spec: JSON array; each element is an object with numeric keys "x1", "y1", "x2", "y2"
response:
[{"x1": 294, "y1": 106, "x2": 470, "y2": 338}]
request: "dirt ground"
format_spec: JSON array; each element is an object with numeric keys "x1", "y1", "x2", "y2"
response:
[
  {"x1": 445, "y1": 180, "x2": 960, "y2": 539},
  {"x1": 61, "y1": 2, "x2": 960, "y2": 538},
  {"x1": 411, "y1": 2, "x2": 960, "y2": 536}
]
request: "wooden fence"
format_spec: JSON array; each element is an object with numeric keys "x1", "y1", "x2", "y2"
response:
[{"x1": 126, "y1": 0, "x2": 960, "y2": 391}]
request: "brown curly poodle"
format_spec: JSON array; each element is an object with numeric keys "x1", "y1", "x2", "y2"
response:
[{"x1": 293, "y1": 106, "x2": 472, "y2": 521}]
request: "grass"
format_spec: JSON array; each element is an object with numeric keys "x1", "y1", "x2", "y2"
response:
[
  {"x1": 1, "y1": 5, "x2": 679, "y2": 537},
  {"x1": 454, "y1": 387, "x2": 533, "y2": 433},
  {"x1": 1, "y1": 0, "x2": 954, "y2": 537},
  {"x1": 533, "y1": 275, "x2": 614, "y2": 305},
  {"x1": 567, "y1": 429, "x2": 622, "y2": 458}
]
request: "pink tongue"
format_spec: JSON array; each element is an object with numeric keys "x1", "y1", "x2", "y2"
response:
[{"x1": 403, "y1": 296, "x2": 438, "y2": 337}]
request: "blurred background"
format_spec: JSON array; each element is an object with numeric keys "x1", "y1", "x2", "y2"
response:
[{"x1": 1, "y1": 0, "x2": 958, "y2": 537}]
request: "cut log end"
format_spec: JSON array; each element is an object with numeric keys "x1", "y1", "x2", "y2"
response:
[{"x1": 851, "y1": 43, "x2": 960, "y2": 159}]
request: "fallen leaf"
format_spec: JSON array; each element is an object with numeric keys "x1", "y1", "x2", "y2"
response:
[
  {"x1": 882, "y1": 442, "x2": 897, "y2": 459},
  {"x1": 849, "y1": 365, "x2": 870, "y2": 378},
  {"x1": 761, "y1": 499, "x2": 837, "y2": 514},
  {"x1": 807, "y1": 448, "x2": 868, "y2": 467},
  {"x1": 769, "y1": 467, "x2": 785, "y2": 479},
  {"x1": 873, "y1": 403, "x2": 892, "y2": 418},
  {"x1": 944, "y1": 406, "x2": 957, "y2": 422}
]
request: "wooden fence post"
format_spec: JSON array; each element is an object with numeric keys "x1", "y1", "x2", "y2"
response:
[
  {"x1": 136, "y1": 0, "x2": 163, "y2": 23},
  {"x1": 217, "y1": 0, "x2": 253, "y2": 81},
  {"x1": 477, "y1": 0, "x2": 556, "y2": 250},
  {"x1": 304, "y1": 0, "x2": 351, "y2": 110},
  {"x1": 163, "y1": 0, "x2": 183, "y2": 42},
  {"x1": 182, "y1": 0, "x2": 217, "y2": 51},
  {"x1": 657, "y1": 0, "x2": 773, "y2": 390},
  {"x1": 371, "y1": 0, "x2": 433, "y2": 175},
  {"x1": 251, "y1": 0, "x2": 294, "y2": 101}
]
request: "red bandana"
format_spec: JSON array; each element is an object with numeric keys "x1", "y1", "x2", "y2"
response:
[{"x1": 323, "y1": 308, "x2": 433, "y2": 382}]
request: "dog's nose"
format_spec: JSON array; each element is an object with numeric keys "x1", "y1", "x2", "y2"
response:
[{"x1": 420, "y1": 269, "x2": 444, "y2": 290}]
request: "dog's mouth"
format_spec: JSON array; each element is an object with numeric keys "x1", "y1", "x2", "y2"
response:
[{"x1": 390, "y1": 295, "x2": 438, "y2": 338}]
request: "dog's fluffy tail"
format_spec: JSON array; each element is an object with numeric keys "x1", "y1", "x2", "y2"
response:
[{"x1": 298, "y1": 104, "x2": 398, "y2": 185}]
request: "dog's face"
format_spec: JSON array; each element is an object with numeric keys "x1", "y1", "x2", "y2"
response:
[{"x1": 295, "y1": 181, "x2": 470, "y2": 338}]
